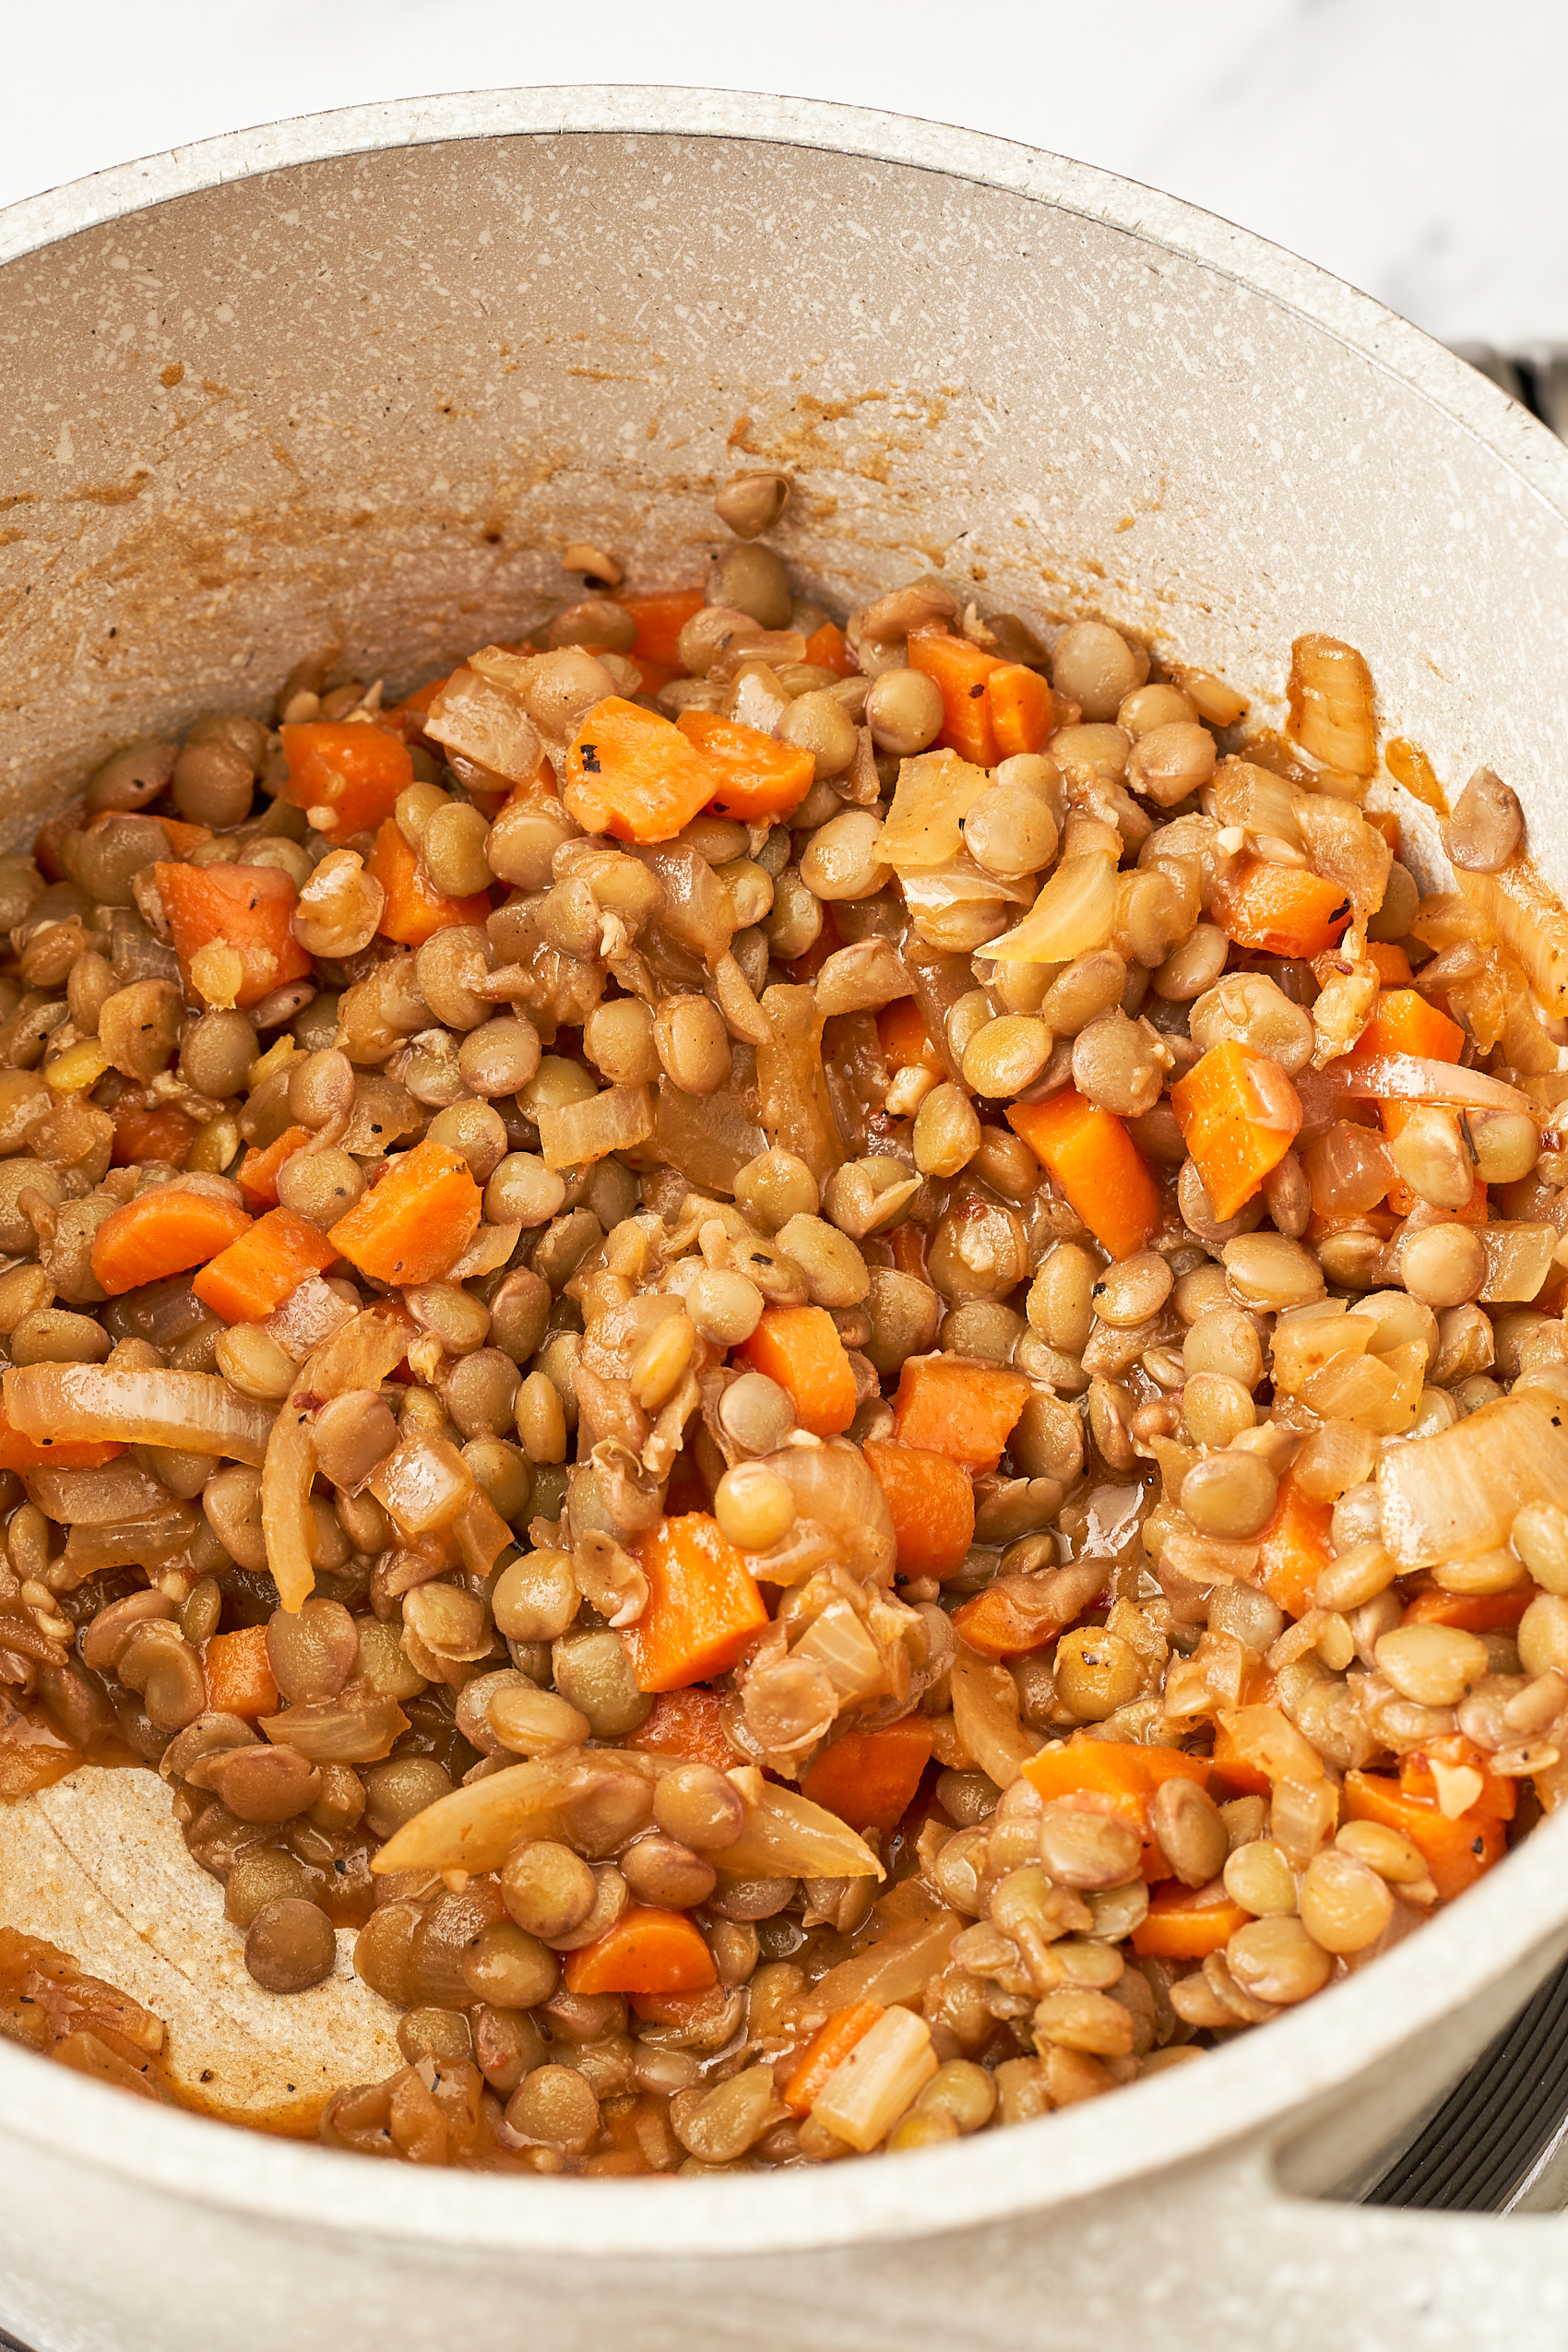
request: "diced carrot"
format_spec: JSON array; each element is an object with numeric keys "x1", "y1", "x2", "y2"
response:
[
  {"x1": 986, "y1": 664, "x2": 1051, "y2": 758},
  {"x1": 1132, "y1": 1883, "x2": 1251, "y2": 1961},
  {"x1": 862, "y1": 1439, "x2": 975, "y2": 1578},
  {"x1": 738, "y1": 1305, "x2": 857, "y2": 1438},
  {"x1": 155, "y1": 861, "x2": 313, "y2": 1011},
  {"x1": 1352, "y1": 986, "x2": 1464, "y2": 1065},
  {"x1": 1343, "y1": 1769, "x2": 1506, "y2": 1900},
  {"x1": 154, "y1": 816, "x2": 214, "y2": 859},
  {"x1": 950, "y1": 1578, "x2": 1081, "y2": 1661},
  {"x1": 110, "y1": 1104, "x2": 198, "y2": 1169},
  {"x1": 1212, "y1": 860, "x2": 1353, "y2": 957},
  {"x1": 1402, "y1": 1586, "x2": 1530, "y2": 1634},
  {"x1": 800, "y1": 1717, "x2": 934, "y2": 1835},
  {"x1": 202, "y1": 1625, "x2": 279, "y2": 1721},
  {"x1": 626, "y1": 1688, "x2": 740, "y2": 1772},
  {"x1": 396, "y1": 673, "x2": 451, "y2": 720},
  {"x1": 564, "y1": 1905, "x2": 718, "y2": 1997},
  {"x1": 615, "y1": 588, "x2": 707, "y2": 667},
  {"x1": 326, "y1": 1137, "x2": 481, "y2": 1287},
  {"x1": 1007, "y1": 1087, "x2": 1160, "y2": 1260},
  {"x1": 783, "y1": 2002, "x2": 885, "y2": 2116},
  {"x1": 1170, "y1": 1039, "x2": 1302, "y2": 1222},
  {"x1": 235, "y1": 1124, "x2": 312, "y2": 1210},
  {"x1": 1022, "y1": 1737, "x2": 1209, "y2": 1827},
  {"x1": 1365, "y1": 942, "x2": 1414, "y2": 986},
  {"x1": 365, "y1": 820, "x2": 492, "y2": 948},
  {"x1": 0, "y1": 1391, "x2": 120, "y2": 1473},
  {"x1": 624, "y1": 654, "x2": 683, "y2": 700},
  {"x1": 623, "y1": 1513, "x2": 769, "y2": 1693},
  {"x1": 803, "y1": 621, "x2": 854, "y2": 678},
  {"x1": 674, "y1": 710, "x2": 815, "y2": 821},
  {"x1": 279, "y1": 722, "x2": 412, "y2": 838},
  {"x1": 562, "y1": 697, "x2": 723, "y2": 844},
  {"x1": 1208, "y1": 1672, "x2": 1279, "y2": 1797},
  {"x1": 891, "y1": 1357, "x2": 1030, "y2": 1474},
  {"x1": 192, "y1": 1206, "x2": 339, "y2": 1324},
  {"x1": 1400, "y1": 1733, "x2": 1517, "y2": 1823},
  {"x1": 89, "y1": 1190, "x2": 253, "y2": 1299},
  {"x1": 1379, "y1": 1100, "x2": 1488, "y2": 1222},
  {"x1": 906, "y1": 627, "x2": 1003, "y2": 765},
  {"x1": 876, "y1": 999, "x2": 944, "y2": 1077},
  {"x1": 1252, "y1": 1473, "x2": 1334, "y2": 1620},
  {"x1": 1023, "y1": 1737, "x2": 1210, "y2": 1882}
]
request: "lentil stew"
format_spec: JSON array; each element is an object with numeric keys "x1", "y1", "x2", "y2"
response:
[{"x1": 5, "y1": 474, "x2": 1568, "y2": 2176}]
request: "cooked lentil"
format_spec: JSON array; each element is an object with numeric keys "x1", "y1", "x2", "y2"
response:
[{"x1": 2, "y1": 543, "x2": 1566, "y2": 2178}]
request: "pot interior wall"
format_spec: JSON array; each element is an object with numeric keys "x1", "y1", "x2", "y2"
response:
[{"x1": 2, "y1": 128, "x2": 1567, "y2": 884}]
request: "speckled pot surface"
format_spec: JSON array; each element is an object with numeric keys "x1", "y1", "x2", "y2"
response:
[{"x1": 3, "y1": 87, "x2": 1568, "y2": 2352}]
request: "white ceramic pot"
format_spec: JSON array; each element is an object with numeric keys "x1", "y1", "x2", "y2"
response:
[{"x1": 3, "y1": 88, "x2": 1568, "y2": 2352}]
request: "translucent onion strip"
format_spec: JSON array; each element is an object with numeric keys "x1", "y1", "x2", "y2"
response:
[
  {"x1": 2, "y1": 1366, "x2": 274, "y2": 1466},
  {"x1": 1378, "y1": 1388, "x2": 1568, "y2": 1569},
  {"x1": 985, "y1": 850, "x2": 1117, "y2": 964},
  {"x1": 263, "y1": 1303, "x2": 413, "y2": 1615}
]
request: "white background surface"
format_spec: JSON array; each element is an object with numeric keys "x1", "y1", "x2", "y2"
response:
[{"x1": 6, "y1": 0, "x2": 1564, "y2": 349}]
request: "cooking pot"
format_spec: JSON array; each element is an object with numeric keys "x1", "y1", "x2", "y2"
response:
[{"x1": 3, "y1": 85, "x2": 1568, "y2": 2352}]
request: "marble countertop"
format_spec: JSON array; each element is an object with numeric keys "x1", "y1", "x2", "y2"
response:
[{"x1": 6, "y1": 0, "x2": 1566, "y2": 350}]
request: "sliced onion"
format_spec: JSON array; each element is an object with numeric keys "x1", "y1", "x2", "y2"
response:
[
  {"x1": 811, "y1": 1903, "x2": 962, "y2": 2013},
  {"x1": 950, "y1": 1646, "x2": 1042, "y2": 1786},
  {"x1": 368, "y1": 1434, "x2": 474, "y2": 1539},
  {"x1": 264, "y1": 1303, "x2": 413, "y2": 1614},
  {"x1": 719, "y1": 1778, "x2": 883, "y2": 1882},
  {"x1": 372, "y1": 1750, "x2": 659, "y2": 1875},
  {"x1": 1340, "y1": 1054, "x2": 1536, "y2": 1115},
  {"x1": 985, "y1": 851, "x2": 1117, "y2": 965},
  {"x1": 537, "y1": 1080, "x2": 653, "y2": 1174},
  {"x1": 2, "y1": 1366, "x2": 274, "y2": 1466},
  {"x1": 756, "y1": 982, "x2": 845, "y2": 1185},
  {"x1": 652, "y1": 1080, "x2": 766, "y2": 1195},
  {"x1": 446, "y1": 1221, "x2": 523, "y2": 1282},
  {"x1": 1458, "y1": 864, "x2": 1568, "y2": 1018},
  {"x1": 1378, "y1": 1388, "x2": 1568, "y2": 1569},
  {"x1": 423, "y1": 667, "x2": 543, "y2": 784},
  {"x1": 881, "y1": 749, "x2": 990, "y2": 872},
  {"x1": 754, "y1": 1443, "x2": 897, "y2": 1589},
  {"x1": 263, "y1": 1275, "x2": 356, "y2": 1364},
  {"x1": 59, "y1": 1507, "x2": 198, "y2": 1586},
  {"x1": 24, "y1": 1459, "x2": 171, "y2": 1525},
  {"x1": 258, "y1": 1693, "x2": 410, "y2": 1764},
  {"x1": 1300, "y1": 1339, "x2": 1425, "y2": 1435}
]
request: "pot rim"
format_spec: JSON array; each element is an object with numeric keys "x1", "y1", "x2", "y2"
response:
[{"x1": 5, "y1": 83, "x2": 1568, "y2": 2258}]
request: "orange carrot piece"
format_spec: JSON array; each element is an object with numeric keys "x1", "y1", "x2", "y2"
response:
[
  {"x1": 1007, "y1": 1087, "x2": 1160, "y2": 1259},
  {"x1": 801, "y1": 1717, "x2": 934, "y2": 1835},
  {"x1": 949, "y1": 1576, "x2": 1087, "y2": 1661},
  {"x1": 1211, "y1": 860, "x2": 1353, "y2": 957},
  {"x1": 615, "y1": 588, "x2": 707, "y2": 667},
  {"x1": 561, "y1": 697, "x2": 723, "y2": 844},
  {"x1": 1343, "y1": 1770, "x2": 1505, "y2": 1900},
  {"x1": 1132, "y1": 1884, "x2": 1252, "y2": 1961},
  {"x1": 738, "y1": 1305, "x2": 858, "y2": 1438},
  {"x1": 1169, "y1": 1039, "x2": 1303, "y2": 1222},
  {"x1": 1022, "y1": 1737, "x2": 1209, "y2": 1830},
  {"x1": 1351, "y1": 986, "x2": 1464, "y2": 1064},
  {"x1": 235, "y1": 1124, "x2": 312, "y2": 1210},
  {"x1": 1379, "y1": 1101, "x2": 1489, "y2": 1222},
  {"x1": 783, "y1": 2002, "x2": 885, "y2": 2116},
  {"x1": 192, "y1": 1206, "x2": 339, "y2": 1324},
  {"x1": 907, "y1": 628, "x2": 1003, "y2": 765},
  {"x1": 396, "y1": 673, "x2": 451, "y2": 720},
  {"x1": 155, "y1": 861, "x2": 314, "y2": 1011},
  {"x1": 623, "y1": 1513, "x2": 770, "y2": 1693},
  {"x1": 110, "y1": 1103, "x2": 199, "y2": 1170},
  {"x1": 803, "y1": 621, "x2": 854, "y2": 678},
  {"x1": 876, "y1": 999, "x2": 944, "y2": 1076},
  {"x1": 1365, "y1": 942, "x2": 1414, "y2": 986},
  {"x1": 326, "y1": 1137, "x2": 481, "y2": 1287},
  {"x1": 986, "y1": 664, "x2": 1052, "y2": 758},
  {"x1": 0, "y1": 1390, "x2": 120, "y2": 1473},
  {"x1": 89, "y1": 1190, "x2": 253, "y2": 1299},
  {"x1": 1253, "y1": 1474, "x2": 1335, "y2": 1619},
  {"x1": 279, "y1": 721, "x2": 413, "y2": 838},
  {"x1": 1400, "y1": 1733, "x2": 1517, "y2": 1823},
  {"x1": 674, "y1": 710, "x2": 815, "y2": 821},
  {"x1": 626, "y1": 1688, "x2": 741, "y2": 1772},
  {"x1": 1402, "y1": 1586, "x2": 1530, "y2": 1634},
  {"x1": 365, "y1": 819, "x2": 492, "y2": 948},
  {"x1": 891, "y1": 1357, "x2": 1030, "y2": 1474},
  {"x1": 202, "y1": 1625, "x2": 280, "y2": 1722},
  {"x1": 153, "y1": 816, "x2": 214, "y2": 859},
  {"x1": 862, "y1": 1439, "x2": 975, "y2": 1578},
  {"x1": 564, "y1": 1905, "x2": 717, "y2": 1997}
]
